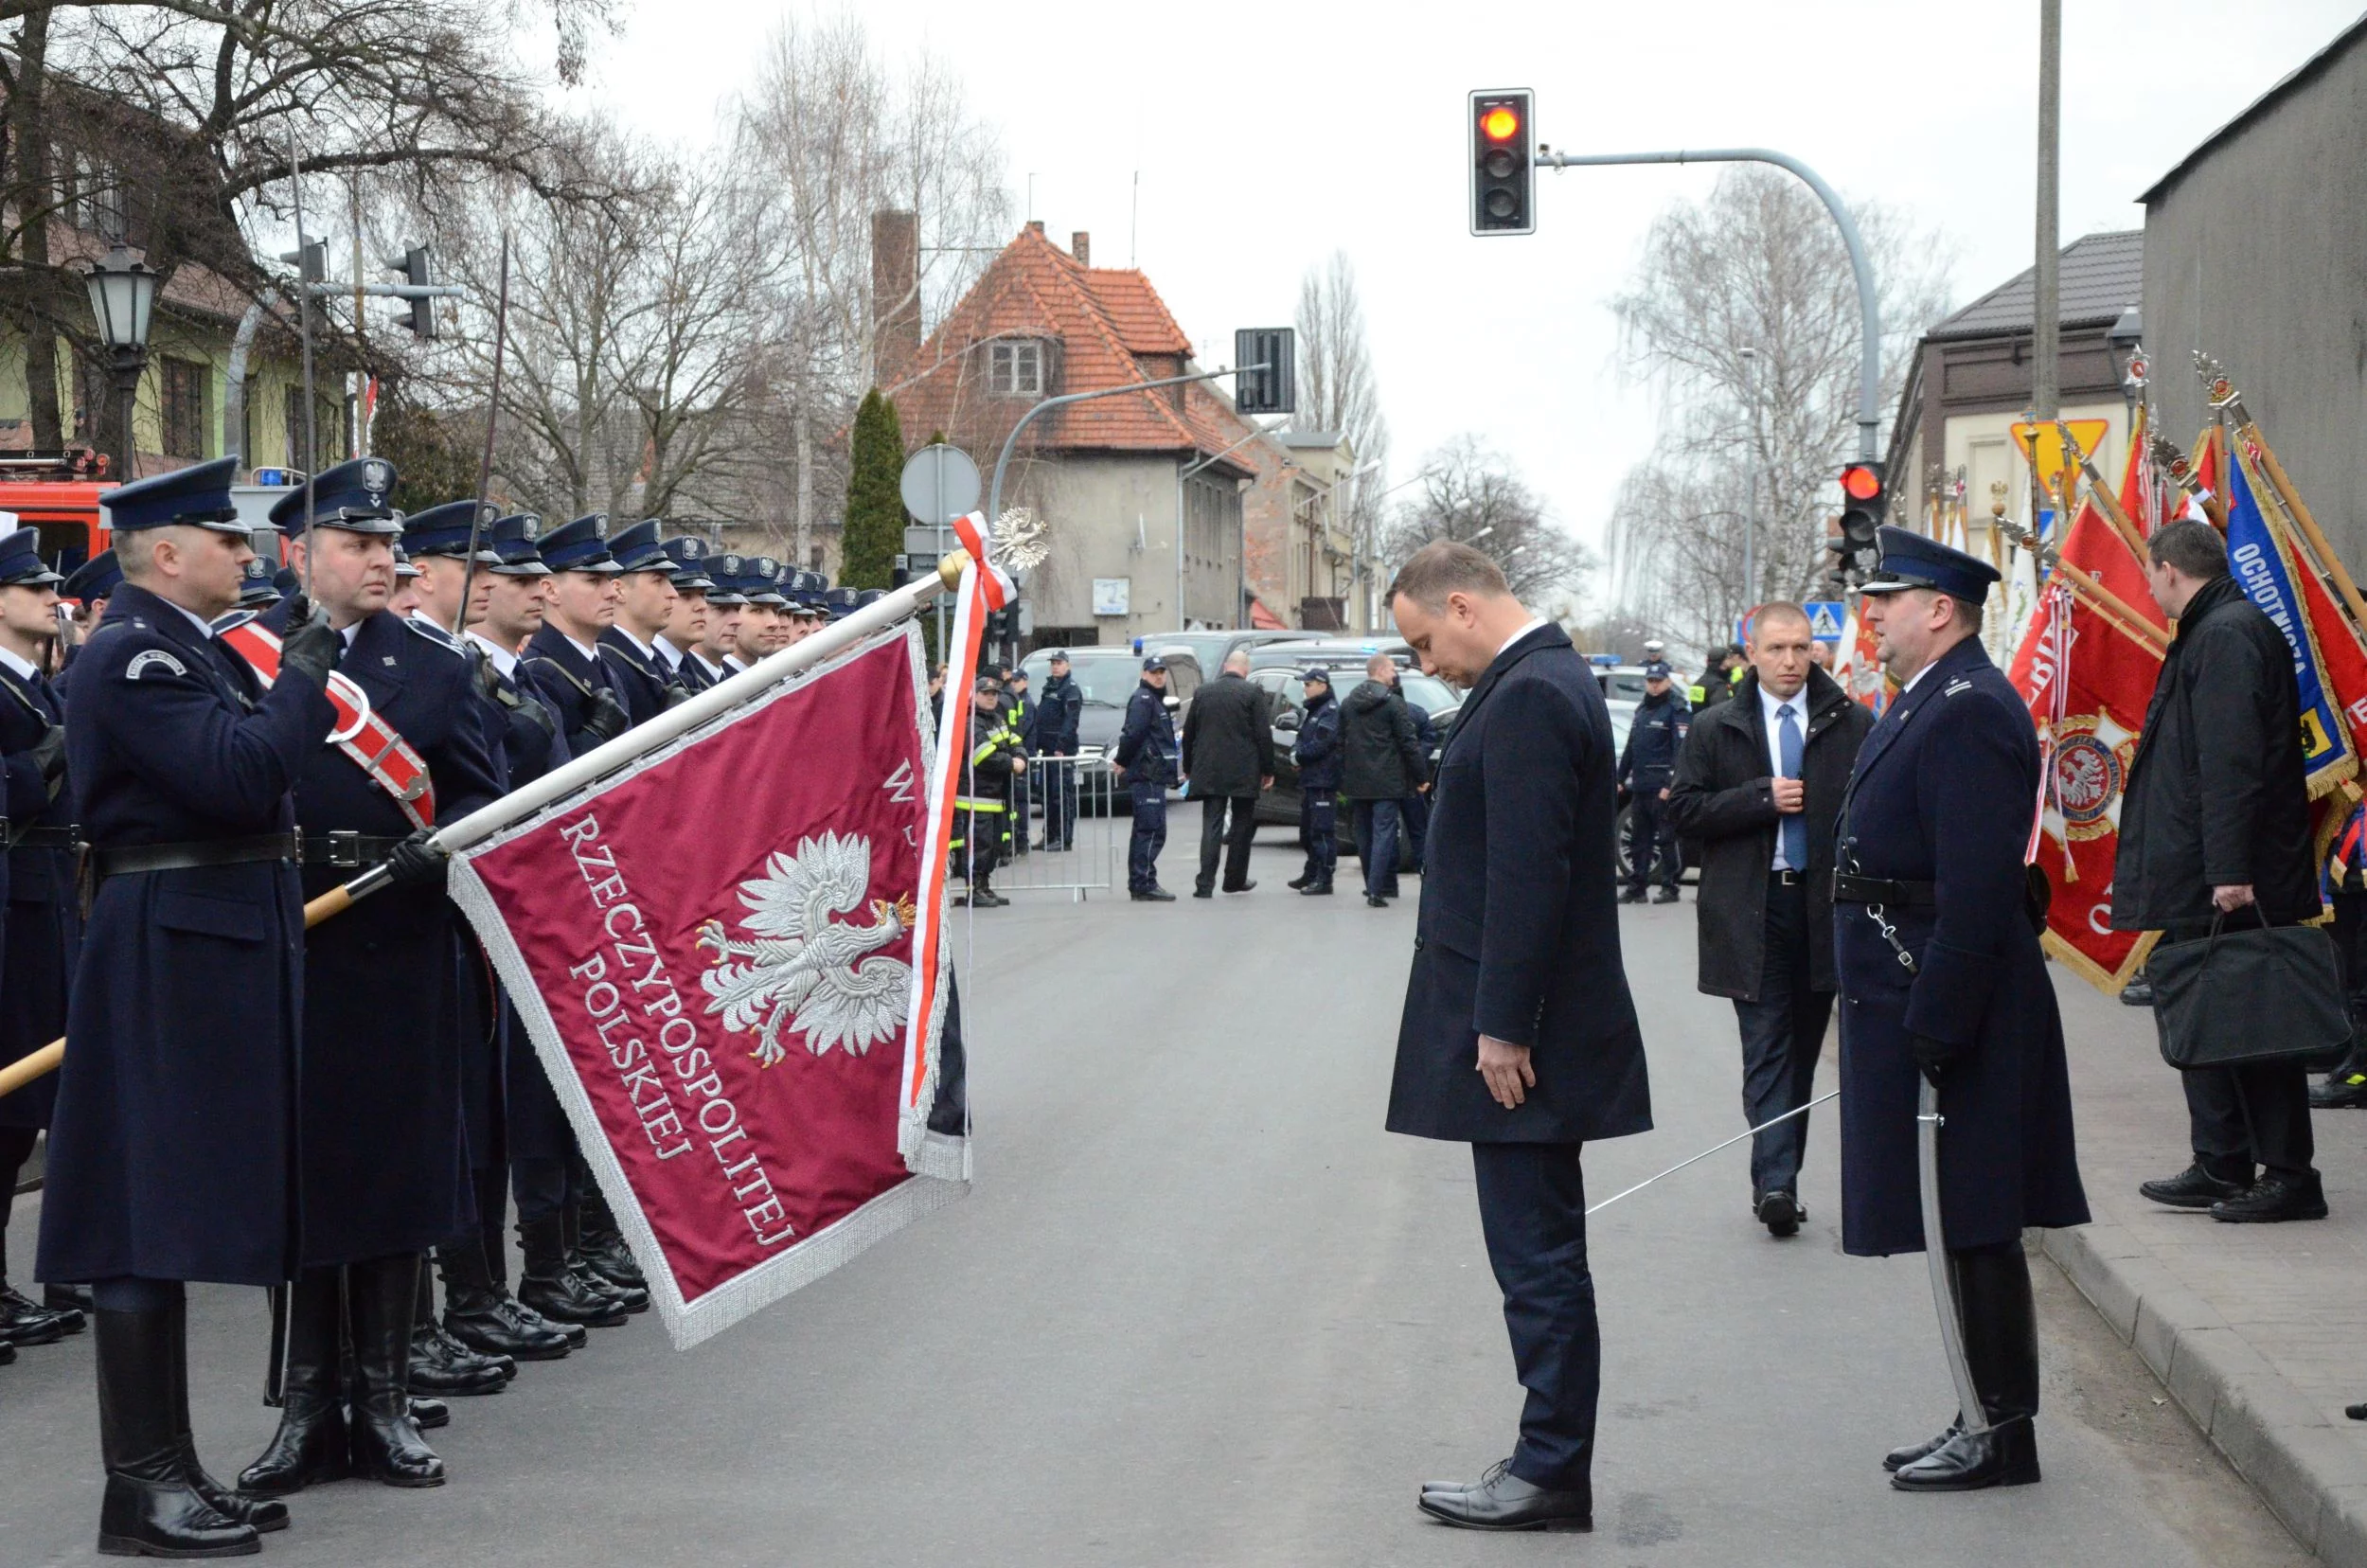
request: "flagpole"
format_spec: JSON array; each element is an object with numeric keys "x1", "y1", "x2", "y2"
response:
[
  {"x1": 0, "y1": 549, "x2": 983, "y2": 1100},
  {"x1": 1993, "y1": 518, "x2": 2170, "y2": 653},
  {"x1": 2249, "y1": 427, "x2": 2367, "y2": 637},
  {"x1": 2055, "y1": 421, "x2": 2150, "y2": 563}
]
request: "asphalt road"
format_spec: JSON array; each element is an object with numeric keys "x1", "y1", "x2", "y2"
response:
[{"x1": 1, "y1": 828, "x2": 2310, "y2": 1567}]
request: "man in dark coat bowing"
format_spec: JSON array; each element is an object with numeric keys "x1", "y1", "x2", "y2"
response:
[
  {"x1": 236, "y1": 459, "x2": 503, "y2": 1497},
  {"x1": 1385, "y1": 541, "x2": 1650, "y2": 1533},
  {"x1": 1833, "y1": 526, "x2": 2088, "y2": 1493}
]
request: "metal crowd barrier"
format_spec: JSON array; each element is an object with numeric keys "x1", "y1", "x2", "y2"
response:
[{"x1": 986, "y1": 751, "x2": 1121, "y2": 900}]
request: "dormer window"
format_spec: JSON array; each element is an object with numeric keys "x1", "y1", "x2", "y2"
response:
[{"x1": 989, "y1": 340, "x2": 1043, "y2": 397}]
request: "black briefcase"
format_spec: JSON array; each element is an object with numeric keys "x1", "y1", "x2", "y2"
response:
[{"x1": 2148, "y1": 910, "x2": 2352, "y2": 1070}]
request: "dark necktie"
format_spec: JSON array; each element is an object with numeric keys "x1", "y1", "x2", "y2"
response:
[{"x1": 1778, "y1": 702, "x2": 1807, "y2": 871}]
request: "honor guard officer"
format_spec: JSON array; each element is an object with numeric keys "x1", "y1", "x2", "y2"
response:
[
  {"x1": 726, "y1": 558, "x2": 785, "y2": 669},
  {"x1": 400, "y1": 499, "x2": 502, "y2": 639},
  {"x1": 598, "y1": 518, "x2": 685, "y2": 720},
  {"x1": 37, "y1": 455, "x2": 335, "y2": 1556},
  {"x1": 55, "y1": 547, "x2": 123, "y2": 689},
  {"x1": 1114, "y1": 654, "x2": 1180, "y2": 901},
  {"x1": 233, "y1": 554, "x2": 285, "y2": 611},
  {"x1": 1830, "y1": 526, "x2": 2088, "y2": 1492},
  {"x1": 656, "y1": 537, "x2": 719, "y2": 691},
  {"x1": 523, "y1": 515, "x2": 632, "y2": 756},
  {"x1": 235, "y1": 459, "x2": 505, "y2": 1498},
  {"x1": 1289, "y1": 668, "x2": 1344, "y2": 895},
  {"x1": 0, "y1": 527, "x2": 81, "y2": 1350},
  {"x1": 452, "y1": 514, "x2": 618, "y2": 1349},
  {"x1": 682, "y1": 549, "x2": 741, "y2": 686}
]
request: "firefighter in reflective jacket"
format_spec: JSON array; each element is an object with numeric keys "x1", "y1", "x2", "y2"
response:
[{"x1": 954, "y1": 673, "x2": 1025, "y2": 908}]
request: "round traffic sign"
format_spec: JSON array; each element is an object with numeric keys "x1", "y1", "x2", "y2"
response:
[{"x1": 899, "y1": 444, "x2": 982, "y2": 526}]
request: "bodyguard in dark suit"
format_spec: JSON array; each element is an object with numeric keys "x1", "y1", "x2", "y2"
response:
[
  {"x1": 1666, "y1": 604, "x2": 1873, "y2": 1238},
  {"x1": 239, "y1": 459, "x2": 504, "y2": 1496},
  {"x1": 0, "y1": 529, "x2": 82, "y2": 1349},
  {"x1": 523, "y1": 514, "x2": 632, "y2": 756},
  {"x1": 1385, "y1": 543, "x2": 1649, "y2": 1533},
  {"x1": 37, "y1": 457, "x2": 336, "y2": 1555},
  {"x1": 1181, "y1": 650, "x2": 1274, "y2": 897},
  {"x1": 1833, "y1": 526, "x2": 2088, "y2": 1493}
]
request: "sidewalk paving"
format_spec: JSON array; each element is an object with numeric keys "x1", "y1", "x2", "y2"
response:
[{"x1": 2048, "y1": 966, "x2": 2367, "y2": 1562}]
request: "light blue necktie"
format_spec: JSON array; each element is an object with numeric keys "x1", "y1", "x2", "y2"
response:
[{"x1": 1778, "y1": 703, "x2": 1807, "y2": 871}]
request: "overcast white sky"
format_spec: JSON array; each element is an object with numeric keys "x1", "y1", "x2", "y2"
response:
[{"x1": 569, "y1": 0, "x2": 2362, "y2": 588}]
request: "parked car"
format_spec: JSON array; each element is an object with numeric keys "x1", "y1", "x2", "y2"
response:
[
  {"x1": 1125, "y1": 628, "x2": 1324, "y2": 678},
  {"x1": 1016, "y1": 645, "x2": 1201, "y2": 813},
  {"x1": 1246, "y1": 653, "x2": 1461, "y2": 830}
]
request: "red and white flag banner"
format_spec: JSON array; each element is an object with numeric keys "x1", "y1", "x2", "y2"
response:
[{"x1": 449, "y1": 619, "x2": 970, "y2": 1348}]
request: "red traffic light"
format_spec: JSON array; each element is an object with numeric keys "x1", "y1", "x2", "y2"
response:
[
  {"x1": 1480, "y1": 105, "x2": 1521, "y2": 141},
  {"x1": 1840, "y1": 463, "x2": 1882, "y2": 501}
]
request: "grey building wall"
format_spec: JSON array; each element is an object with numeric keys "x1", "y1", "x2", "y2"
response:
[
  {"x1": 2143, "y1": 27, "x2": 2367, "y2": 562},
  {"x1": 1005, "y1": 453, "x2": 1245, "y2": 647}
]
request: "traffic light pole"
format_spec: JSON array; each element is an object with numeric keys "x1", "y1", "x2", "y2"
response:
[{"x1": 1535, "y1": 146, "x2": 1882, "y2": 461}]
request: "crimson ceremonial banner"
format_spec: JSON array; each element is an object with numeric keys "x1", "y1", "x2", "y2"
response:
[{"x1": 449, "y1": 625, "x2": 967, "y2": 1348}]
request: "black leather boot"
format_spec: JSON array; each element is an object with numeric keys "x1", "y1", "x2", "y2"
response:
[
  {"x1": 409, "y1": 1257, "x2": 510, "y2": 1392},
  {"x1": 239, "y1": 1268, "x2": 351, "y2": 1496},
  {"x1": 562, "y1": 1203, "x2": 647, "y2": 1315},
  {"x1": 439, "y1": 1233, "x2": 570, "y2": 1362},
  {"x1": 345, "y1": 1255, "x2": 444, "y2": 1487},
  {"x1": 517, "y1": 1215, "x2": 627, "y2": 1327},
  {"x1": 168, "y1": 1296, "x2": 288, "y2": 1534},
  {"x1": 48, "y1": 1281, "x2": 97, "y2": 1314},
  {"x1": 0, "y1": 1279, "x2": 70, "y2": 1345},
  {"x1": 1893, "y1": 1247, "x2": 2041, "y2": 1491},
  {"x1": 409, "y1": 1397, "x2": 450, "y2": 1430},
  {"x1": 95, "y1": 1303, "x2": 259, "y2": 1558}
]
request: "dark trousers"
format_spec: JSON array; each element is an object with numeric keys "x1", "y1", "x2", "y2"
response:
[
  {"x1": 1402, "y1": 790, "x2": 1431, "y2": 871},
  {"x1": 1625, "y1": 790, "x2": 1679, "y2": 892},
  {"x1": 2165, "y1": 918, "x2": 2316, "y2": 1179},
  {"x1": 1299, "y1": 793, "x2": 1338, "y2": 885},
  {"x1": 0, "y1": 1124, "x2": 36, "y2": 1275},
  {"x1": 1128, "y1": 782, "x2": 1168, "y2": 892},
  {"x1": 1730, "y1": 875, "x2": 1833, "y2": 1200},
  {"x1": 1196, "y1": 794, "x2": 1258, "y2": 893},
  {"x1": 1353, "y1": 798, "x2": 1402, "y2": 900},
  {"x1": 1041, "y1": 757, "x2": 1078, "y2": 850},
  {"x1": 2330, "y1": 886, "x2": 2367, "y2": 1061},
  {"x1": 512, "y1": 1153, "x2": 573, "y2": 1225},
  {"x1": 954, "y1": 806, "x2": 1003, "y2": 890},
  {"x1": 1472, "y1": 1141, "x2": 1598, "y2": 1492}
]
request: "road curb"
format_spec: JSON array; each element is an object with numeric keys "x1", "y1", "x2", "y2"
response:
[{"x1": 2043, "y1": 1218, "x2": 2367, "y2": 1561}]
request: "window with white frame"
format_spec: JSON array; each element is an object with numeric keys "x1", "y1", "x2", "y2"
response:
[{"x1": 988, "y1": 340, "x2": 1042, "y2": 397}]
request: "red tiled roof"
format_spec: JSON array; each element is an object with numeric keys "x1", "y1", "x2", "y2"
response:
[{"x1": 888, "y1": 225, "x2": 1263, "y2": 472}]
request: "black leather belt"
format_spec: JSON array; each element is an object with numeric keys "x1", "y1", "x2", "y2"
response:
[
  {"x1": 92, "y1": 831, "x2": 302, "y2": 880},
  {"x1": 299, "y1": 830, "x2": 405, "y2": 870},
  {"x1": 1830, "y1": 871, "x2": 1935, "y2": 907},
  {"x1": 7, "y1": 824, "x2": 80, "y2": 850},
  {"x1": 1771, "y1": 867, "x2": 1804, "y2": 887}
]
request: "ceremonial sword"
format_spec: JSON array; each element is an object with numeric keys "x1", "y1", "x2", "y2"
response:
[{"x1": 1584, "y1": 1092, "x2": 1838, "y2": 1217}]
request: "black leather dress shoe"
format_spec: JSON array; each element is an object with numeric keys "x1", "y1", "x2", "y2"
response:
[
  {"x1": 409, "y1": 1322, "x2": 511, "y2": 1395},
  {"x1": 47, "y1": 1281, "x2": 95, "y2": 1315},
  {"x1": 1287, "y1": 874, "x2": 1310, "y2": 890},
  {"x1": 578, "y1": 1232, "x2": 648, "y2": 1292},
  {"x1": 2212, "y1": 1169, "x2": 2329, "y2": 1222},
  {"x1": 1616, "y1": 887, "x2": 1646, "y2": 904},
  {"x1": 0, "y1": 1283, "x2": 70, "y2": 1345},
  {"x1": 1651, "y1": 886, "x2": 1681, "y2": 903},
  {"x1": 2118, "y1": 976, "x2": 2154, "y2": 1007},
  {"x1": 445, "y1": 1286, "x2": 573, "y2": 1361},
  {"x1": 1755, "y1": 1190, "x2": 1803, "y2": 1238},
  {"x1": 1365, "y1": 895, "x2": 1388, "y2": 908},
  {"x1": 7, "y1": 1280, "x2": 83, "y2": 1336},
  {"x1": 1891, "y1": 1417, "x2": 2040, "y2": 1490},
  {"x1": 1301, "y1": 881, "x2": 1333, "y2": 896},
  {"x1": 1191, "y1": 886, "x2": 1213, "y2": 899},
  {"x1": 1130, "y1": 887, "x2": 1176, "y2": 902},
  {"x1": 1883, "y1": 1417, "x2": 1961, "y2": 1472},
  {"x1": 1222, "y1": 881, "x2": 1256, "y2": 894},
  {"x1": 2312, "y1": 1070, "x2": 2367, "y2": 1109},
  {"x1": 2139, "y1": 1163, "x2": 2250, "y2": 1209},
  {"x1": 1417, "y1": 1461, "x2": 1591, "y2": 1531}
]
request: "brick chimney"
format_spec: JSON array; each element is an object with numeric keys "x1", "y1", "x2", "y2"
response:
[
  {"x1": 870, "y1": 209, "x2": 920, "y2": 385},
  {"x1": 1071, "y1": 230, "x2": 1091, "y2": 266},
  {"x1": 1025, "y1": 220, "x2": 1045, "y2": 236}
]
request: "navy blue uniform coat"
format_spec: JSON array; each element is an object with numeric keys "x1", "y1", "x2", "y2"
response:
[
  {"x1": 0, "y1": 660, "x2": 72, "y2": 1129},
  {"x1": 597, "y1": 626, "x2": 677, "y2": 725},
  {"x1": 38, "y1": 583, "x2": 331, "y2": 1286},
  {"x1": 1386, "y1": 625, "x2": 1652, "y2": 1145},
  {"x1": 1832, "y1": 635, "x2": 2089, "y2": 1256},
  {"x1": 481, "y1": 651, "x2": 576, "y2": 1165},
  {"x1": 523, "y1": 623, "x2": 625, "y2": 757},
  {"x1": 263, "y1": 605, "x2": 503, "y2": 1266}
]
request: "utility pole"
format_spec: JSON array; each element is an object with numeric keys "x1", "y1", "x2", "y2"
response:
[
  {"x1": 1740, "y1": 346, "x2": 1758, "y2": 615},
  {"x1": 2033, "y1": 0, "x2": 2061, "y2": 423}
]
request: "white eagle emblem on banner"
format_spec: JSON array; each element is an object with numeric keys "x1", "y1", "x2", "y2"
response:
[{"x1": 695, "y1": 831, "x2": 916, "y2": 1066}]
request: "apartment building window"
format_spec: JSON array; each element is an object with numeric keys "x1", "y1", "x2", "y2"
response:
[
  {"x1": 988, "y1": 340, "x2": 1042, "y2": 397},
  {"x1": 160, "y1": 358, "x2": 208, "y2": 459}
]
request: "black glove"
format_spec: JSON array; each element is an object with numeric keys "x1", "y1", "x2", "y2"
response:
[
  {"x1": 580, "y1": 688, "x2": 630, "y2": 745},
  {"x1": 470, "y1": 646, "x2": 503, "y2": 703},
  {"x1": 661, "y1": 681, "x2": 696, "y2": 711},
  {"x1": 28, "y1": 724, "x2": 66, "y2": 798},
  {"x1": 1911, "y1": 1033, "x2": 1963, "y2": 1088},
  {"x1": 277, "y1": 597, "x2": 340, "y2": 692},
  {"x1": 384, "y1": 827, "x2": 448, "y2": 892}
]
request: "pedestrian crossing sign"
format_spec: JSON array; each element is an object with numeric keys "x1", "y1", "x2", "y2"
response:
[{"x1": 1805, "y1": 601, "x2": 1845, "y2": 642}]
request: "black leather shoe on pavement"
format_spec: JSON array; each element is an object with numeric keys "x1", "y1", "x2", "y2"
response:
[
  {"x1": 2211, "y1": 1169, "x2": 2329, "y2": 1222},
  {"x1": 2139, "y1": 1164, "x2": 2250, "y2": 1209},
  {"x1": 1300, "y1": 881, "x2": 1333, "y2": 896},
  {"x1": 444, "y1": 1285, "x2": 573, "y2": 1362},
  {"x1": 1191, "y1": 886, "x2": 1213, "y2": 899},
  {"x1": 2312, "y1": 1070, "x2": 2367, "y2": 1110},
  {"x1": 1892, "y1": 1417, "x2": 2040, "y2": 1490},
  {"x1": 47, "y1": 1281, "x2": 95, "y2": 1315},
  {"x1": 1287, "y1": 874, "x2": 1310, "y2": 890},
  {"x1": 407, "y1": 1397, "x2": 449, "y2": 1431},
  {"x1": 1884, "y1": 1417, "x2": 1962, "y2": 1472},
  {"x1": 1417, "y1": 1461, "x2": 1592, "y2": 1531},
  {"x1": 0, "y1": 1282, "x2": 71, "y2": 1345},
  {"x1": 1652, "y1": 886, "x2": 1681, "y2": 904},
  {"x1": 8, "y1": 1279, "x2": 84, "y2": 1335},
  {"x1": 2118, "y1": 976, "x2": 2154, "y2": 1007},
  {"x1": 1131, "y1": 887, "x2": 1176, "y2": 902},
  {"x1": 408, "y1": 1322, "x2": 510, "y2": 1395},
  {"x1": 1223, "y1": 881, "x2": 1256, "y2": 894},
  {"x1": 1755, "y1": 1190, "x2": 1804, "y2": 1238},
  {"x1": 1365, "y1": 895, "x2": 1388, "y2": 908},
  {"x1": 1617, "y1": 887, "x2": 1646, "y2": 904}
]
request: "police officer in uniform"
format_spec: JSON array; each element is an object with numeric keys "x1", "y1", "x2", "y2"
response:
[
  {"x1": 38, "y1": 456, "x2": 334, "y2": 1555},
  {"x1": 724, "y1": 558, "x2": 785, "y2": 671},
  {"x1": 1030, "y1": 650, "x2": 1083, "y2": 851},
  {"x1": 683, "y1": 550, "x2": 743, "y2": 686},
  {"x1": 1115, "y1": 654, "x2": 1179, "y2": 901},
  {"x1": 1288, "y1": 668, "x2": 1343, "y2": 896},
  {"x1": 523, "y1": 515, "x2": 632, "y2": 757},
  {"x1": 0, "y1": 528, "x2": 80, "y2": 1350},
  {"x1": 1616, "y1": 659, "x2": 1688, "y2": 903},
  {"x1": 1829, "y1": 526, "x2": 2089, "y2": 1492},
  {"x1": 55, "y1": 547, "x2": 122, "y2": 692},
  {"x1": 597, "y1": 518, "x2": 685, "y2": 720},
  {"x1": 655, "y1": 537, "x2": 720, "y2": 692}
]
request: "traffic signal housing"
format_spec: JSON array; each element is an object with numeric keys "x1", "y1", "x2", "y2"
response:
[
  {"x1": 1468, "y1": 90, "x2": 1534, "y2": 236},
  {"x1": 1831, "y1": 460, "x2": 1886, "y2": 573},
  {"x1": 385, "y1": 244, "x2": 437, "y2": 339}
]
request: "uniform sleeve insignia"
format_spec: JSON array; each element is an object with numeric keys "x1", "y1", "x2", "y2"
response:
[
  {"x1": 1944, "y1": 677, "x2": 1973, "y2": 696},
  {"x1": 124, "y1": 649, "x2": 188, "y2": 681}
]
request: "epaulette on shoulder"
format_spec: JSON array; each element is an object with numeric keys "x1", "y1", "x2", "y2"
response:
[
  {"x1": 212, "y1": 608, "x2": 260, "y2": 635},
  {"x1": 403, "y1": 615, "x2": 467, "y2": 656}
]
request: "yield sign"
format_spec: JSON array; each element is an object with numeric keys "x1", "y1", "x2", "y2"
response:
[{"x1": 2008, "y1": 419, "x2": 2112, "y2": 500}]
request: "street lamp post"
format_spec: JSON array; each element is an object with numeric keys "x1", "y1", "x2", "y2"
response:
[{"x1": 83, "y1": 245, "x2": 159, "y2": 481}]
